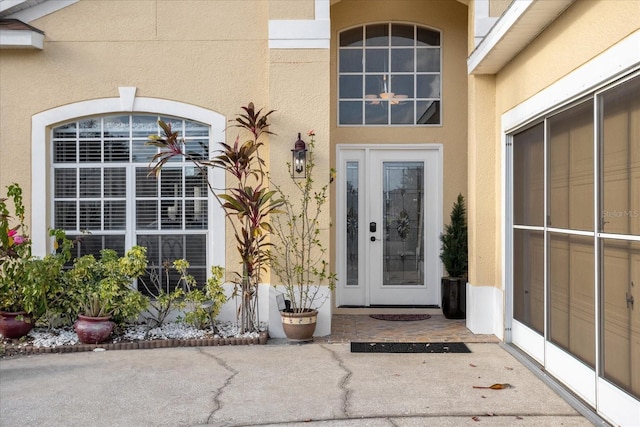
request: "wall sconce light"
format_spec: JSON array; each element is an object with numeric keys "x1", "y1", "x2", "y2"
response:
[{"x1": 291, "y1": 133, "x2": 307, "y2": 179}]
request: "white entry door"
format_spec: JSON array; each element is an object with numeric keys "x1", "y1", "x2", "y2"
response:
[{"x1": 337, "y1": 145, "x2": 442, "y2": 306}]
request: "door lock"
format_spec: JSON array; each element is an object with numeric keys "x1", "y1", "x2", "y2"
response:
[{"x1": 369, "y1": 222, "x2": 377, "y2": 233}]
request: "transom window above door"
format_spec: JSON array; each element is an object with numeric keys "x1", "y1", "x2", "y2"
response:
[{"x1": 338, "y1": 23, "x2": 441, "y2": 126}]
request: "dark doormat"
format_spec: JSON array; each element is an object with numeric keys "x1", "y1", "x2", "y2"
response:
[
  {"x1": 369, "y1": 314, "x2": 431, "y2": 321},
  {"x1": 351, "y1": 342, "x2": 471, "y2": 353}
]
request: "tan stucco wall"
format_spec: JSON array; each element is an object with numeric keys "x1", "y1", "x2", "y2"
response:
[
  {"x1": 467, "y1": 74, "x2": 497, "y2": 288},
  {"x1": 330, "y1": 0, "x2": 469, "y2": 222},
  {"x1": 270, "y1": 0, "x2": 315, "y2": 20},
  {"x1": 489, "y1": 0, "x2": 511, "y2": 17},
  {"x1": 496, "y1": 0, "x2": 640, "y2": 114},
  {"x1": 267, "y1": 47, "x2": 332, "y2": 274},
  {"x1": 0, "y1": 0, "x2": 331, "y2": 281}
]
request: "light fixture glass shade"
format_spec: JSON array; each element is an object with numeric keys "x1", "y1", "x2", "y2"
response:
[{"x1": 291, "y1": 133, "x2": 307, "y2": 178}]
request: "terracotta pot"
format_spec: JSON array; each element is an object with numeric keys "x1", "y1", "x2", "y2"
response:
[
  {"x1": 280, "y1": 309, "x2": 318, "y2": 342},
  {"x1": 0, "y1": 311, "x2": 34, "y2": 339},
  {"x1": 74, "y1": 315, "x2": 115, "y2": 344}
]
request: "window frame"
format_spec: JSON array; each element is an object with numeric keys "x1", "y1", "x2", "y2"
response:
[
  {"x1": 50, "y1": 115, "x2": 213, "y2": 285},
  {"x1": 31, "y1": 94, "x2": 226, "y2": 277},
  {"x1": 337, "y1": 22, "x2": 443, "y2": 127}
]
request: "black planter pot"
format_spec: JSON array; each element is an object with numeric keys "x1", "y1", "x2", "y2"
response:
[{"x1": 441, "y1": 277, "x2": 466, "y2": 319}]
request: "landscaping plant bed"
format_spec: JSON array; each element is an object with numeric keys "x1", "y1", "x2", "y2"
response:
[{"x1": 1, "y1": 322, "x2": 269, "y2": 358}]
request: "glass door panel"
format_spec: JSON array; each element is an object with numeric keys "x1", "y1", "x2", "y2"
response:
[
  {"x1": 382, "y1": 162, "x2": 424, "y2": 287},
  {"x1": 369, "y1": 149, "x2": 439, "y2": 306},
  {"x1": 346, "y1": 161, "x2": 360, "y2": 287}
]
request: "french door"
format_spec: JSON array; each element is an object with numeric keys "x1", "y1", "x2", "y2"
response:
[{"x1": 336, "y1": 145, "x2": 442, "y2": 307}]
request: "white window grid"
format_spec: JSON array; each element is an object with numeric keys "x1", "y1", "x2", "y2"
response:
[{"x1": 338, "y1": 23, "x2": 442, "y2": 126}]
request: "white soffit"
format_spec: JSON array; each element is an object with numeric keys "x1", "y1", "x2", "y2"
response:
[
  {"x1": 1, "y1": 0, "x2": 78, "y2": 49},
  {"x1": 0, "y1": 27, "x2": 42, "y2": 48},
  {"x1": 468, "y1": 0, "x2": 575, "y2": 75},
  {"x1": 0, "y1": 19, "x2": 43, "y2": 49},
  {"x1": 0, "y1": 0, "x2": 78, "y2": 21}
]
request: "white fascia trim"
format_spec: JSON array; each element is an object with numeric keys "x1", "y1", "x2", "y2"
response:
[
  {"x1": 269, "y1": 37, "x2": 329, "y2": 49},
  {"x1": 0, "y1": 0, "x2": 27, "y2": 14},
  {"x1": 0, "y1": 28, "x2": 43, "y2": 49},
  {"x1": 502, "y1": 30, "x2": 640, "y2": 133},
  {"x1": 269, "y1": 0, "x2": 329, "y2": 49},
  {"x1": 5, "y1": 0, "x2": 77, "y2": 22},
  {"x1": 468, "y1": 0, "x2": 575, "y2": 74},
  {"x1": 469, "y1": 0, "x2": 534, "y2": 72},
  {"x1": 31, "y1": 90, "x2": 226, "y2": 263},
  {"x1": 473, "y1": 0, "x2": 498, "y2": 46}
]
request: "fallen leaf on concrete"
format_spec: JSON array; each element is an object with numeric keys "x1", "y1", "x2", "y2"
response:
[
  {"x1": 469, "y1": 363, "x2": 477, "y2": 367},
  {"x1": 472, "y1": 416, "x2": 480, "y2": 421},
  {"x1": 504, "y1": 366, "x2": 514, "y2": 370},
  {"x1": 473, "y1": 383, "x2": 513, "y2": 390},
  {"x1": 516, "y1": 416, "x2": 523, "y2": 420}
]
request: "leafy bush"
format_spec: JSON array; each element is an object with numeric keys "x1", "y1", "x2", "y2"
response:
[{"x1": 62, "y1": 246, "x2": 149, "y2": 324}]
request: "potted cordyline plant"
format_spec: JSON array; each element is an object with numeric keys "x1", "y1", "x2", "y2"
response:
[
  {"x1": 268, "y1": 131, "x2": 336, "y2": 342},
  {"x1": 147, "y1": 103, "x2": 282, "y2": 334}
]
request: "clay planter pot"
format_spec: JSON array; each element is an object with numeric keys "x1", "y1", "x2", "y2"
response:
[
  {"x1": 280, "y1": 309, "x2": 318, "y2": 342},
  {"x1": 74, "y1": 315, "x2": 115, "y2": 344},
  {"x1": 0, "y1": 311, "x2": 34, "y2": 339}
]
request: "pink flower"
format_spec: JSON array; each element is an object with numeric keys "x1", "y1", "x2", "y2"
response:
[
  {"x1": 6, "y1": 229, "x2": 27, "y2": 245},
  {"x1": 307, "y1": 130, "x2": 315, "y2": 137}
]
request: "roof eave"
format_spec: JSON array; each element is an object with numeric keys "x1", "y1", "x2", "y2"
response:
[
  {"x1": 468, "y1": 0, "x2": 575, "y2": 75},
  {"x1": 0, "y1": 27, "x2": 43, "y2": 49}
]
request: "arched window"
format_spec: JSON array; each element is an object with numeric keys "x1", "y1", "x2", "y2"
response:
[
  {"x1": 338, "y1": 23, "x2": 441, "y2": 126},
  {"x1": 51, "y1": 114, "x2": 213, "y2": 291}
]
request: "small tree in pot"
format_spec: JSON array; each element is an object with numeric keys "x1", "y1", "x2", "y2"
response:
[
  {"x1": 268, "y1": 131, "x2": 336, "y2": 342},
  {"x1": 439, "y1": 193, "x2": 468, "y2": 319}
]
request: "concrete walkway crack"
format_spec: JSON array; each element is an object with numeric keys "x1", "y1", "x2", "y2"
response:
[
  {"x1": 195, "y1": 347, "x2": 238, "y2": 425},
  {"x1": 320, "y1": 344, "x2": 352, "y2": 419}
]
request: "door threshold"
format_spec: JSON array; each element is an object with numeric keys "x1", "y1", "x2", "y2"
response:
[{"x1": 334, "y1": 306, "x2": 443, "y2": 315}]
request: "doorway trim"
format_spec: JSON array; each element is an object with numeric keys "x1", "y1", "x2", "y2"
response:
[{"x1": 335, "y1": 144, "x2": 443, "y2": 308}]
